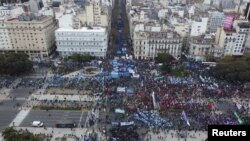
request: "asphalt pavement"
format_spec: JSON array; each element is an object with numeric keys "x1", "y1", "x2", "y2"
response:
[
  {"x1": 0, "y1": 100, "x2": 20, "y2": 130},
  {"x1": 20, "y1": 110, "x2": 88, "y2": 128}
]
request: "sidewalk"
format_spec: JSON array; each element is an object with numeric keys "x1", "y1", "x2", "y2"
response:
[
  {"x1": 145, "y1": 130, "x2": 207, "y2": 141},
  {"x1": 14, "y1": 127, "x2": 106, "y2": 141}
]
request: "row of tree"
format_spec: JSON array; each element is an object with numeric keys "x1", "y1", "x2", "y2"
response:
[
  {"x1": 0, "y1": 53, "x2": 33, "y2": 75},
  {"x1": 212, "y1": 55, "x2": 250, "y2": 82},
  {"x1": 2, "y1": 127, "x2": 44, "y2": 141},
  {"x1": 67, "y1": 53, "x2": 94, "y2": 62}
]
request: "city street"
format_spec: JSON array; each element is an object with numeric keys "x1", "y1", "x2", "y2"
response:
[{"x1": 20, "y1": 110, "x2": 87, "y2": 128}]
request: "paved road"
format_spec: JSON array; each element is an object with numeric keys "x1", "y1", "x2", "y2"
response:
[
  {"x1": 0, "y1": 99, "x2": 20, "y2": 130},
  {"x1": 8, "y1": 88, "x2": 34, "y2": 98},
  {"x1": 20, "y1": 110, "x2": 88, "y2": 128}
]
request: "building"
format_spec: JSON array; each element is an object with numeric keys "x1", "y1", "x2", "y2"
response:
[
  {"x1": 85, "y1": 0, "x2": 109, "y2": 27},
  {"x1": 190, "y1": 17, "x2": 208, "y2": 36},
  {"x1": 209, "y1": 11, "x2": 225, "y2": 33},
  {"x1": 133, "y1": 24, "x2": 182, "y2": 60},
  {"x1": 4, "y1": 13, "x2": 58, "y2": 59},
  {"x1": 29, "y1": 0, "x2": 43, "y2": 13},
  {"x1": 236, "y1": 22, "x2": 250, "y2": 53},
  {"x1": 188, "y1": 34, "x2": 214, "y2": 61},
  {"x1": 0, "y1": 18, "x2": 12, "y2": 52},
  {"x1": 215, "y1": 26, "x2": 247, "y2": 56},
  {"x1": 245, "y1": 2, "x2": 250, "y2": 21},
  {"x1": 56, "y1": 27, "x2": 108, "y2": 58}
]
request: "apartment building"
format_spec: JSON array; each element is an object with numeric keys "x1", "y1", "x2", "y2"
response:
[
  {"x1": 133, "y1": 24, "x2": 182, "y2": 60},
  {"x1": 188, "y1": 34, "x2": 214, "y2": 61},
  {"x1": 56, "y1": 27, "x2": 108, "y2": 58},
  {"x1": 0, "y1": 18, "x2": 11, "y2": 51},
  {"x1": 216, "y1": 26, "x2": 247, "y2": 56},
  {"x1": 85, "y1": 0, "x2": 110, "y2": 27},
  {"x1": 3, "y1": 13, "x2": 58, "y2": 59},
  {"x1": 190, "y1": 17, "x2": 208, "y2": 36}
]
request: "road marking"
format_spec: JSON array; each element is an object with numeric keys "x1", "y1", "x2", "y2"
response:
[
  {"x1": 10, "y1": 109, "x2": 31, "y2": 127},
  {"x1": 78, "y1": 111, "x2": 84, "y2": 128},
  {"x1": 84, "y1": 111, "x2": 90, "y2": 128}
]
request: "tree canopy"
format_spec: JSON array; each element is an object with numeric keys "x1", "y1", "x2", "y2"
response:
[
  {"x1": 2, "y1": 127, "x2": 44, "y2": 141},
  {"x1": 212, "y1": 55, "x2": 250, "y2": 82},
  {"x1": 67, "y1": 53, "x2": 94, "y2": 62},
  {"x1": 155, "y1": 53, "x2": 174, "y2": 64},
  {"x1": 0, "y1": 53, "x2": 33, "y2": 75},
  {"x1": 155, "y1": 53, "x2": 175, "y2": 73}
]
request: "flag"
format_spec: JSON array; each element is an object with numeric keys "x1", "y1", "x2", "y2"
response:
[{"x1": 181, "y1": 111, "x2": 190, "y2": 126}]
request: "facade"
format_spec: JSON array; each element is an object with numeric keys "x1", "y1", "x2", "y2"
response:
[
  {"x1": 188, "y1": 34, "x2": 214, "y2": 61},
  {"x1": 236, "y1": 22, "x2": 250, "y2": 53},
  {"x1": 0, "y1": 18, "x2": 12, "y2": 51},
  {"x1": 29, "y1": 0, "x2": 43, "y2": 13},
  {"x1": 3, "y1": 14, "x2": 58, "y2": 59},
  {"x1": 85, "y1": 0, "x2": 109, "y2": 27},
  {"x1": 56, "y1": 27, "x2": 108, "y2": 58},
  {"x1": 209, "y1": 11, "x2": 225, "y2": 33},
  {"x1": 190, "y1": 17, "x2": 208, "y2": 36},
  {"x1": 133, "y1": 24, "x2": 182, "y2": 60},
  {"x1": 215, "y1": 26, "x2": 247, "y2": 56}
]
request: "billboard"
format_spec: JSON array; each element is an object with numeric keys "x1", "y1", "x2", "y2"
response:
[{"x1": 224, "y1": 15, "x2": 234, "y2": 29}]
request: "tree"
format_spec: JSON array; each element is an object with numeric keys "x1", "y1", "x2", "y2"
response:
[
  {"x1": 205, "y1": 53, "x2": 216, "y2": 62},
  {"x1": 155, "y1": 53, "x2": 174, "y2": 64},
  {"x1": 2, "y1": 127, "x2": 43, "y2": 141},
  {"x1": 68, "y1": 53, "x2": 93, "y2": 62},
  {"x1": 212, "y1": 55, "x2": 250, "y2": 82},
  {"x1": 0, "y1": 53, "x2": 33, "y2": 75},
  {"x1": 160, "y1": 64, "x2": 171, "y2": 73}
]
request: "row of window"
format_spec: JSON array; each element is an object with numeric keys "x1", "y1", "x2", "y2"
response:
[
  {"x1": 58, "y1": 48, "x2": 106, "y2": 52},
  {"x1": 56, "y1": 37, "x2": 106, "y2": 41},
  {"x1": 135, "y1": 45, "x2": 180, "y2": 50},
  {"x1": 135, "y1": 40, "x2": 180, "y2": 44},
  {"x1": 57, "y1": 42, "x2": 106, "y2": 46}
]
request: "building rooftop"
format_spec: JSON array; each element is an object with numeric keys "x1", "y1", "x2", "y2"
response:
[
  {"x1": 56, "y1": 26, "x2": 106, "y2": 32},
  {"x1": 238, "y1": 22, "x2": 250, "y2": 28},
  {"x1": 6, "y1": 13, "x2": 49, "y2": 22}
]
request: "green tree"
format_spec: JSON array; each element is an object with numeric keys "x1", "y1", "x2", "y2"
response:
[
  {"x1": 68, "y1": 53, "x2": 93, "y2": 62},
  {"x1": 155, "y1": 53, "x2": 174, "y2": 64},
  {"x1": 2, "y1": 127, "x2": 43, "y2": 141},
  {"x1": 212, "y1": 55, "x2": 250, "y2": 82},
  {"x1": 0, "y1": 53, "x2": 33, "y2": 75}
]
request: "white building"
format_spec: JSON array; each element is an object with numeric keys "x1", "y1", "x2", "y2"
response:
[
  {"x1": 236, "y1": 22, "x2": 250, "y2": 53},
  {"x1": 216, "y1": 26, "x2": 247, "y2": 56},
  {"x1": 188, "y1": 34, "x2": 214, "y2": 61},
  {"x1": 133, "y1": 24, "x2": 182, "y2": 60},
  {"x1": 0, "y1": 18, "x2": 11, "y2": 52},
  {"x1": 190, "y1": 17, "x2": 208, "y2": 36},
  {"x1": 56, "y1": 27, "x2": 108, "y2": 58}
]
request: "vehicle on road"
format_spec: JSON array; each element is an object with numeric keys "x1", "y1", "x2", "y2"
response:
[{"x1": 31, "y1": 121, "x2": 44, "y2": 127}]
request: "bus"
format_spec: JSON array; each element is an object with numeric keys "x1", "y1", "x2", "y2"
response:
[{"x1": 201, "y1": 62, "x2": 217, "y2": 67}]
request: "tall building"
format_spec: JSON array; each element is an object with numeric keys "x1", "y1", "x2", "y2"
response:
[
  {"x1": 133, "y1": 24, "x2": 182, "y2": 60},
  {"x1": 245, "y1": 2, "x2": 250, "y2": 21},
  {"x1": 2, "y1": 14, "x2": 58, "y2": 59},
  {"x1": 190, "y1": 17, "x2": 208, "y2": 36},
  {"x1": 85, "y1": 0, "x2": 109, "y2": 27},
  {"x1": 215, "y1": 26, "x2": 247, "y2": 56},
  {"x1": 209, "y1": 11, "x2": 225, "y2": 33},
  {"x1": 0, "y1": 18, "x2": 11, "y2": 52},
  {"x1": 29, "y1": 0, "x2": 43, "y2": 13},
  {"x1": 56, "y1": 27, "x2": 108, "y2": 58}
]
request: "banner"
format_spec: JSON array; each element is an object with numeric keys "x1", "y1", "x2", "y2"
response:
[
  {"x1": 181, "y1": 110, "x2": 190, "y2": 126},
  {"x1": 233, "y1": 111, "x2": 244, "y2": 125}
]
